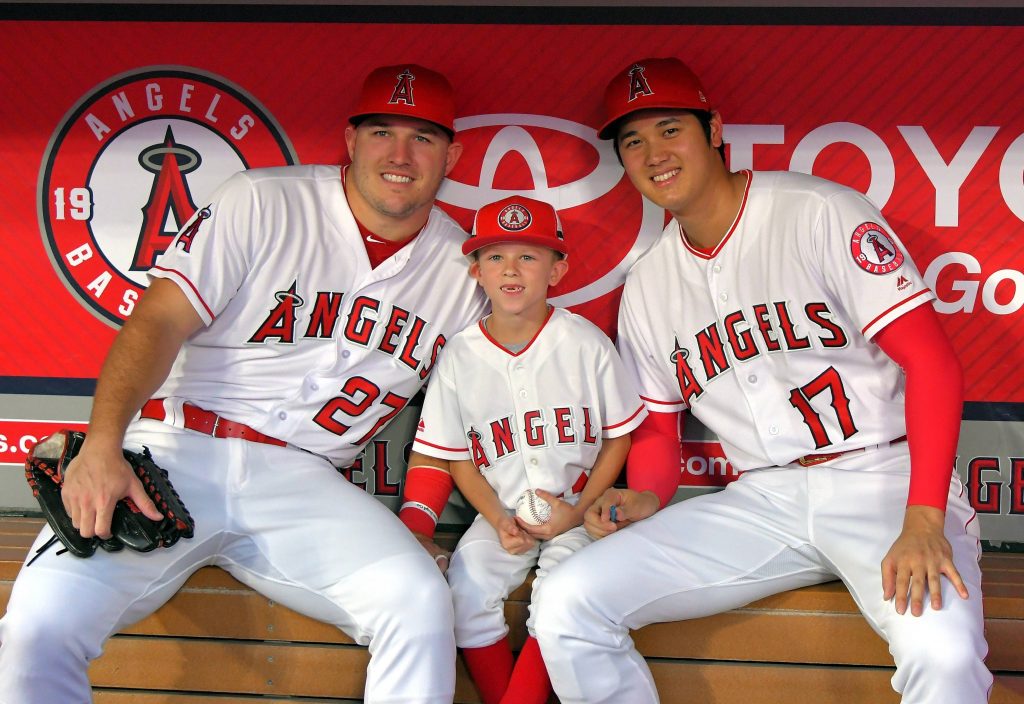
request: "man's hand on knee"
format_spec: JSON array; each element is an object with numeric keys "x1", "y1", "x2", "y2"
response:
[{"x1": 881, "y1": 505, "x2": 968, "y2": 616}]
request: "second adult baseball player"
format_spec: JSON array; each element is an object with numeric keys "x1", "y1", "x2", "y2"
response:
[
  {"x1": 0, "y1": 64, "x2": 486, "y2": 703},
  {"x1": 533, "y1": 57, "x2": 992, "y2": 703},
  {"x1": 411, "y1": 195, "x2": 646, "y2": 704}
]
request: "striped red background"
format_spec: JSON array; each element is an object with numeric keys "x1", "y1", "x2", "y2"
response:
[{"x1": 1, "y1": 21, "x2": 1021, "y2": 401}]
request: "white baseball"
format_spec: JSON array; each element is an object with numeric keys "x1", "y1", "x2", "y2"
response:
[{"x1": 515, "y1": 489, "x2": 552, "y2": 526}]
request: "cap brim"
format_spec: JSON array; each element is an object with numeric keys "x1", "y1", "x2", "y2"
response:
[
  {"x1": 597, "y1": 118, "x2": 623, "y2": 141},
  {"x1": 462, "y1": 234, "x2": 568, "y2": 256},
  {"x1": 597, "y1": 104, "x2": 710, "y2": 141},
  {"x1": 349, "y1": 111, "x2": 455, "y2": 139}
]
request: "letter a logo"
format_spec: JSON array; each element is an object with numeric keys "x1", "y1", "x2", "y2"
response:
[
  {"x1": 134, "y1": 126, "x2": 201, "y2": 270},
  {"x1": 627, "y1": 64, "x2": 654, "y2": 103},
  {"x1": 249, "y1": 280, "x2": 305, "y2": 344},
  {"x1": 867, "y1": 233, "x2": 893, "y2": 261},
  {"x1": 175, "y1": 206, "x2": 212, "y2": 254},
  {"x1": 389, "y1": 68, "x2": 416, "y2": 106},
  {"x1": 468, "y1": 427, "x2": 491, "y2": 470},
  {"x1": 670, "y1": 337, "x2": 704, "y2": 405}
]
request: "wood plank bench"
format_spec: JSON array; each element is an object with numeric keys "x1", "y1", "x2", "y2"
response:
[{"x1": 1, "y1": 516, "x2": 1022, "y2": 703}]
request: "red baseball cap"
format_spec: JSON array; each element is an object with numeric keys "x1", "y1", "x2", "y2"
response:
[
  {"x1": 349, "y1": 64, "x2": 456, "y2": 137},
  {"x1": 463, "y1": 195, "x2": 568, "y2": 257},
  {"x1": 598, "y1": 57, "x2": 712, "y2": 140}
]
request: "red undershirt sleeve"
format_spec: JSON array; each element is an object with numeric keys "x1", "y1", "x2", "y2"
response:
[
  {"x1": 873, "y1": 303, "x2": 964, "y2": 511},
  {"x1": 398, "y1": 465, "x2": 455, "y2": 538},
  {"x1": 626, "y1": 410, "x2": 683, "y2": 508}
]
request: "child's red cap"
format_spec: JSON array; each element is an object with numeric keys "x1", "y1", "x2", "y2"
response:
[{"x1": 463, "y1": 195, "x2": 567, "y2": 257}]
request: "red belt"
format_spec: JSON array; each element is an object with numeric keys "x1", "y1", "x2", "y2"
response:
[
  {"x1": 140, "y1": 399, "x2": 287, "y2": 447},
  {"x1": 797, "y1": 435, "x2": 907, "y2": 468}
]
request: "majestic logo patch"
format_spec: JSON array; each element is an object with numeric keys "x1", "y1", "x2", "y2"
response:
[
  {"x1": 498, "y1": 203, "x2": 532, "y2": 232},
  {"x1": 39, "y1": 66, "x2": 297, "y2": 327},
  {"x1": 627, "y1": 64, "x2": 654, "y2": 103},
  {"x1": 850, "y1": 222, "x2": 905, "y2": 275},
  {"x1": 389, "y1": 68, "x2": 416, "y2": 106}
]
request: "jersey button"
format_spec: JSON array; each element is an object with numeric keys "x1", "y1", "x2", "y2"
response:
[
  {"x1": 519, "y1": 390, "x2": 528, "y2": 398},
  {"x1": 530, "y1": 458, "x2": 539, "y2": 466},
  {"x1": 712, "y1": 264, "x2": 722, "y2": 274},
  {"x1": 278, "y1": 411, "x2": 288, "y2": 420},
  {"x1": 342, "y1": 350, "x2": 351, "y2": 358},
  {"x1": 719, "y1": 292, "x2": 728, "y2": 302},
  {"x1": 747, "y1": 374, "x2": 757, "y2": 383},
  {"x1": 768, "y1": 425, "x2": 779, "y2": 435}
]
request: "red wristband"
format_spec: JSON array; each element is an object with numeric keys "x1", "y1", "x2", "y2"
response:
[{"x1": 399, "y1": 465, "x2": 455, "y2": 538}]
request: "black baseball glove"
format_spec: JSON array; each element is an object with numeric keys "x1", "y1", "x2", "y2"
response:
[{"x1": 24, "y1": 429, "x2": 194, "y2": 565}]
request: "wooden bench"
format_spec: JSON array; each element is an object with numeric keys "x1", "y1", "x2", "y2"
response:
[{"x1": 1, "y1": 516, "x2": 1022, "y2": 703}]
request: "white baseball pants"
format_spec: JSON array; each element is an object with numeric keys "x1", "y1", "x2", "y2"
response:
[
  {"x1": 449, "y1": 512, "x2": 593, "y2": 648},
  {"x1": 533, "y1": 443, "x2": 991, "y2": 703},
  {"x1": 0, "y1": 420, "x2": 455, "y2": 704}
]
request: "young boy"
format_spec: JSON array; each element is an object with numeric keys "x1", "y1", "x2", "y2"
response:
[{"x1": 410, "y1": 195, "x2": 647, "y2": 704}]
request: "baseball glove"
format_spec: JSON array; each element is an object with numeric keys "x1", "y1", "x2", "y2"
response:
[{"x1": 24, "y1": 429, "x2": 194, "y2": 565}]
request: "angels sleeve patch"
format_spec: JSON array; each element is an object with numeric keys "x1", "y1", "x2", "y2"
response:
[
  {"x1": 850, "y1": 222, "x2": 905, "y2": 275},
  {"x1": 174, "y1": 206, "x2": 212, "y2": 254}
]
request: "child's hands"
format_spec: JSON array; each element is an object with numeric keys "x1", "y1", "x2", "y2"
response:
[
  {"x1": 516, "y1": 489, "x2": 582, "y2": 542},
  {"x1": 497, "y1": 514, "x2": 538, "y2": 554}
]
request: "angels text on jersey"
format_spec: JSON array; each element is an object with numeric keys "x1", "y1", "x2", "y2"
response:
[
  {"x1": 670, "y1": 298, "x2": 849, "y2": 403},
  {"x1": 245, "y1": 282, "x2": 447, "y2": 445},
  {"x1": 669, "y1": 298, "x2": 858, "y2": 451},
  {"x1": 467, "y1": 406, "x2": 600, "y2": 470}
]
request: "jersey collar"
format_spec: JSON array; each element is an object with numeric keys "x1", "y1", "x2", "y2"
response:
[
  {"x1": 678, "y1": 169, "x2": 752, "y2": 260},
  {"x1": 478, "y1": 306, "x2": 556, "y2": 357}
]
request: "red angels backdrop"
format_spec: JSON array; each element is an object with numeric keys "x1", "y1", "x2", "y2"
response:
[{"x1": 0, "y1": 12, "x2": 1021, "y2": 538}]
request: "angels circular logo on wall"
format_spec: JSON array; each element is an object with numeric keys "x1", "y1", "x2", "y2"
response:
[
  {"x1": 38, "y1": 66, "x2": 298, "y2": 327},
  {"x1": 850, "y1": 221, "x2": 905, "y2": 275}
]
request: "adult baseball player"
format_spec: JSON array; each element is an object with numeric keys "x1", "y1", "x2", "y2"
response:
[
  {"x1": 533, "y1": 58, "x2": 991, "y2": 703},
  {"x1": 0, "y1": 64, "x2": 486, "y2": 704},
  {"x1": 411, "y1": 195, "x2": 646, "y2": 704}
]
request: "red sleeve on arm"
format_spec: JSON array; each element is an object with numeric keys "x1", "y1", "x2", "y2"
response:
[
  {"x1": 626, "y1": 410, "x2": 683, "y2": 508},
  {"x1": 873, "y1": 304, "x2": 964, "y2": 511},
  {"x1": 398, "y1": 466, "x2": 455, "y2": 538}
]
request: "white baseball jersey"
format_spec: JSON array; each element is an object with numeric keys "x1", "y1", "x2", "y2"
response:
[
  {"x1": 618, "y1": 170, "x2": 933, "y2": 470},
  {"x1": 413, "y1": 308, "x2": 647, "y2": 506},
  {"x1": 149, "y1": 165, "x2": 488, "y2": 467}
]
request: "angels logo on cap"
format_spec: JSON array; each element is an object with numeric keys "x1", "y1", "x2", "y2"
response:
[
  {"x1": 498, "y1": 203, "x2": 532, "y2": 232},
  {"x1": 389, "y1": 68, "x2": 416, "y2": 106},
  {"x1": 463, "y1": 195, "x2": 568, "y2": 256},
  {"x1": 627, "y1": 64, "x2": 654, "y2": 102},
  {"x1": 349, "y1": 63, "x2": 456, "y2": 136},
  {"x1": 599, "y1": 57, "x2": 711, "y2": 140}
]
